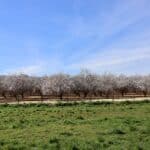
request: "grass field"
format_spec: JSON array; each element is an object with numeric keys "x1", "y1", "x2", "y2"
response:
[{"x1": 0, "y1": 101, "x2": 150, "y2": 150}]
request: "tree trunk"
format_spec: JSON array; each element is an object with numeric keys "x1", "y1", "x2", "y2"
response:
[
  {"x1": 39, "y1": 91, "x2": 44, "y2": 102},
  {"x1": 21, "y1": 92, "x2": 24, "y2": 100},
  {"x1": 83, "y1": 92, "x2": 88, "y2": 99},
  {"x1": 2, "y1": 92, "x2": 7, "y2": 104},
  {"x1": 106, "y1": 92, "x2": 110, "y2": 98},
  {"x1": 59, "y1": 93, "x2": 63, "y2": 100},
  {"x1": 112, "y1": 91, "x2": 115, "y2": 100},
  {"x1": 15, "y1": 95, "x2": 20, "y2": 104},
  {"x1": 121, "y1": 91, "x2": 124, "y2": 97},
  {"x1": 143, "y1": 91, "x2": 147, "y2": 97},
  {"x1": 93, "y1": 92, "x2": 97, "y2": 97},
  {"x1": 41, "y1": 94, "x2": 44, "y2": 102},
  {"x1": 2, "y1": 92, "x2": 7, "y2": 99},
  {"x1": 74, "y1": 92, "x2": 81, "y2": 99}
]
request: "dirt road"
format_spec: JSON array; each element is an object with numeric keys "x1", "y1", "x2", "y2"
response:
[{"x1": 0, "y1": 97, "x2": 150, "y2": 105}]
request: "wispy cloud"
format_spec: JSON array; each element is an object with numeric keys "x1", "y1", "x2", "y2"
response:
[
  {"x1": 61, "y1": 0, "x2": 150, "y2": 74},
  {"x1": 68, "y1": 47, "x2": 150, "y2": 74},
  {"x1": 2, "y1": 63, "x2": 46, "y2": 76}
]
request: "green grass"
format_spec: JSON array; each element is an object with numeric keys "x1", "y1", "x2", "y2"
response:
[{"x1": 0, "y1": 101, "x2": 150, "y2": 150}]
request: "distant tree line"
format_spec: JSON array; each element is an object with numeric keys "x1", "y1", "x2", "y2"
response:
[{"x1": 0, "y1": 70, "x2": 150, "y2": 102}]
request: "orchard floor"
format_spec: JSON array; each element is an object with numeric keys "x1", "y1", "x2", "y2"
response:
[
  {"x1": 0, "y1": 97, "x2": 150, "y2": 105},
  {"x1": 0, "y1": 101, "x2": 150, "y2": 150}
]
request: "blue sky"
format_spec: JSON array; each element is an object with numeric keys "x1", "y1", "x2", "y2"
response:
[{"x1": 0, "y1": 0, "x2": 150, "y2": 75}]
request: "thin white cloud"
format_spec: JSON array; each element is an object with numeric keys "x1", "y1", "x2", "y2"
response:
[
  {"x1": 61, "y1": 0, "x2": 150, "y2": 68},
  {"x1": 2, "y1": 64, "x2": 45, "y2": 76},
  {"x1": 13, "y1": 0, "x2": 150, "y2": 75},
  {"x1": 68, "y1": 48, "x2": 150, "y2": 72},
  {"x1": 1, "y1": 57, "x2": 64, "y2": 76}
]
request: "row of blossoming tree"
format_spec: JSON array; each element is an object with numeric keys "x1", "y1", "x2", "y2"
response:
[{"x1": 0, "y1": 70, "x2": 150, "y2": 102}]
